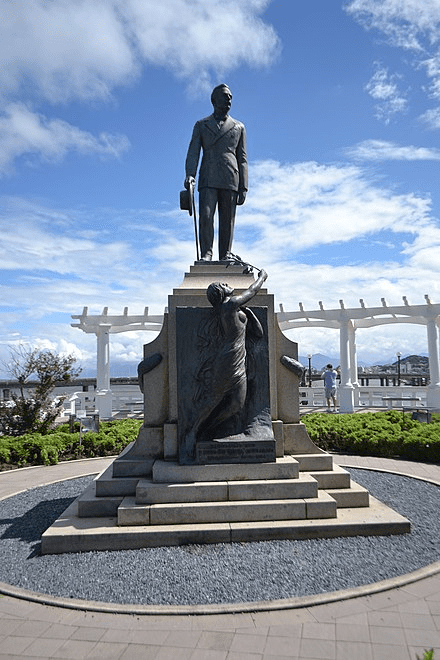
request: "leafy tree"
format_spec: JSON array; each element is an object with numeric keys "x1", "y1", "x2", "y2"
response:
[{"x1": 0, "y1": 346, "x2": 81, "y2": 435}]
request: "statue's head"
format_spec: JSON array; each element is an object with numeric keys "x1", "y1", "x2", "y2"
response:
[
  {"x1": 207, "y1": 282, "x2": 233, "y2": 307},
  {"x1": 211, "y1": 84, "x2": 232, "y2": 114}
]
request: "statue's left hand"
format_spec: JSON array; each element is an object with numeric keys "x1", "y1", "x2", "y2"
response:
[{"x1": 237, "y1": 190, "x2": 246, "y2": 205}]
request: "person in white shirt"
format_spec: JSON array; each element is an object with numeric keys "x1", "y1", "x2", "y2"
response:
[{"x1": 322, "y1": 363, "x2": 338, "y2": 412}]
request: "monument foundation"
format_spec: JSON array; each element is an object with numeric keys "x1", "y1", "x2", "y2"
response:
[{"x1": 42, "y1": 264, "x2": 410, "y2": 554}]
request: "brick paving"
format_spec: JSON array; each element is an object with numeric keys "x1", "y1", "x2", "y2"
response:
[{"x1": 0, "y1": 455, "x2": 438, "y2": 659}]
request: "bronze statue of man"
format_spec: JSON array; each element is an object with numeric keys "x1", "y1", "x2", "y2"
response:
[{"x1": 184, "y1": 84, "x2": 248, "y2": 261}]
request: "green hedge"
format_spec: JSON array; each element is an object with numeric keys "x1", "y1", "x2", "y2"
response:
[
  {"x1": 0, "y1": 418, "x2": 142, "y2": 468},
  {"x1": 1, "y1": 411, "x2": 439, "y2": 469},
  {"x1": 302, "y1": 410, "x2": 440, "y2": 463}
]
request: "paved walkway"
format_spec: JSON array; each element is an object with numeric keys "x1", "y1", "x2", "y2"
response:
[{"x1": 0, "y1": 456, "x2": 439, "y2": 659}]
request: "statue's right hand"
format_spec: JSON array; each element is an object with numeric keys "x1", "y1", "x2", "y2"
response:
[
  {"x1": 258, "y1": 269, "x2": 268, "y2": 281},
  {"x1": 184, "y1": 176, "x2": 195, "y2": 190}
]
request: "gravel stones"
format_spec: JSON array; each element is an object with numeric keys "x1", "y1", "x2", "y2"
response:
[{"x1": 0, "y1": 468, "x2": 438, "y2": 606}]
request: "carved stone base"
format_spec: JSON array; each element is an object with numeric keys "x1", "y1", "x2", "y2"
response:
[{"x1": 283, "y1": 422, "x2": 325, "y2": 455}]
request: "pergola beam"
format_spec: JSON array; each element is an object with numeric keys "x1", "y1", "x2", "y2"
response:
[
  {"x1": 276, "y1": 296, "x2": 440, "y2": 413},
  {"x1": 71, "y1": 307, "x2": 164, "y2": 418}
]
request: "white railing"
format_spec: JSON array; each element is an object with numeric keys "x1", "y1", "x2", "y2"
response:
[
  {"x1": 63, "y1": 386, "x2": 143, "y2": 417},
  {"x1": 63, "y1": 391, "x2": 97, "y2": 416},
  {"x1": 299, "y1": 385, "x2": 428, "y2": 409},
  {"x1": 63, "y1": 384, "x2": 430, "y2": 418},
  {"x1": 112, "y1": 386, "x2": 144, "y2": 415}
]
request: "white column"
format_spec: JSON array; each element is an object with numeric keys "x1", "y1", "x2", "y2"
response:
[
  {"x1": 338, "y1": 319, "x2": 354, "y2": 413},
  {"x1": 96, "y1": 324, "x2": 113, "y2": 418},
  {"x1": 349, "y1": 323, "x2": 360, "y2": 406},
  {"x1": 426, "y1": 317, "x2": 440, "y2": 411}
]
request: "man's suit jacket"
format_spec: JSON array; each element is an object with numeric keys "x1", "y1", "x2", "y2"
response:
[{"x1": 185, "y1": 114, "x2": 248, "y2": 193}]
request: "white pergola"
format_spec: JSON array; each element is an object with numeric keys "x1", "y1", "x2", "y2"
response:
[
  {"x1": 277, "y1": 295, "x2": 440, "y2": 412},
  {"x1": 71, "y1": 307, "x2": 163, "y2": 417},
  {"x1": 72, "y1": 295, "x2": 440, "y2": 416}
]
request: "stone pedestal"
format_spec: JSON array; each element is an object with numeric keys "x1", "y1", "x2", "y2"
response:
[{"x1": 41, "y1": 263, "x2": 411, "y2": 554}]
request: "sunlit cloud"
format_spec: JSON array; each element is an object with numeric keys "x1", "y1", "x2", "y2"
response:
[
  {"x1": 420, "y1": 106, "x2": 440, "y2": 130},
  {"x1": 0, "y1": 103, "x2": 130, "y2": 176},
  {"x1": 345, "y1": 0, "x2": 440, "y2": 52},
  {"x1": 1, "y1": 154, "x2": 439, "y2": 372},
  {"x1": 0, "y1": 1, "x2": 279, "y2": 174},
  {"x1": 364, "y1": 63, "x2": 408, "y2": 123},
  {"x1": 234, "y1": 160, "x2": 431, "y2": 255},
  {"x1": 0, "y1": 0, "x2": 280, "y2": 104},
  {"x1": 345, "y1": 1, "x2": 440, "y2": 126},
  {"x1": 346, "y1": 139, "x2": 440, "y2": 161}
]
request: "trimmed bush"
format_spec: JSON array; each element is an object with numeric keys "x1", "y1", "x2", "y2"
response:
[
  {"x1": 303, "y1": 410, "x2": 440, "y2": 463},
  {"x1": 1, "y1": 412, "x2": 439, "y2": 469},
  {"x1": 0, "y1": 419, "x2": 142, "y2": 468}
]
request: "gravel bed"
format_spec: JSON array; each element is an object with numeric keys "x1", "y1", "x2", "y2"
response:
[{"x1": 0, "y1": 468, "x2": 439, "y2": 606}]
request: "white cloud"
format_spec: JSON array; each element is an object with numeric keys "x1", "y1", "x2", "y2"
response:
[
  {"x1": 0, "y1": 0, "x2": 279, "y2": 174},
  {"x1": 234, "y1": 160, "x2": 431, "y2": 256},
  {"x1": 0, "y1": 103, "x2": 130, "y2": 176},
  {"x1": 420, "y1": 54, "x2": 440, "y2": 99},
  {"x1": 345, "y1": 0, "x2": 440, "y2": 51},
  {"x1": 1, "y1": 156, "x2": 439, "y2": 370},
  {"x1": 124, "y1": 0, "x2": 280, "y2": 92},
  {"x1": 420, "y1": 106, "x2": 440, "y2": 129},
  {"x1": 0, "y1": 0, "x2": 137, "y2": 104},
  {"x1": 346, "y1": 139, "x2": 440, "y2": 160},
  {"x1": 0, "y1": 0, "x2": 280, "y2": 104},
  {"x1": 0, "y1": 214, "x2": 130, "y2": 277},
  {"x1": 345, "y1": 1, "x2": 440, "y2": 126},
  {"x1": 364, "y1": 63, "x2": 408, "y2": 123}
]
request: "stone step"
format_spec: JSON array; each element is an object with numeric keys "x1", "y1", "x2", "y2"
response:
[
  {"x1": 112, "y1": 442, "x2": 154, "y2": 477},
  {"x1": 326, "y1": 483, "x2": 370, "y2": 508},
  {"x1": 117, "y1": 491, "x2": 337, "y2": 526},
  {"x1": 152, "y1": 456, "x2": 299, "y2": 483},
  {"x1": 41, "y1": 495, "x2": 411, "y2": 554},
  {"x1": 228, "y1": 497, "x2": 410, "y2": 543},
  {"x1": 77, "y1": 483, "x2": 124, "y2": 518},
  {"x1": 309, "y1": 464, "x2": 351, "y2": 489},
  {"x1": 95, "y1": 465, "x2": 140, "y2": 497},
  {"x1": 294, "y1": 453, "x2": 333, "y2": 472},
  {"x1": 136, "y1": 473, "x2": 318, "y2": 504}
]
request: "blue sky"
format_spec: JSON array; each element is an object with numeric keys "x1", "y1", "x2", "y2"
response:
[{"x1": 1, "y1": 0, "x2": 440, "y2": 376}]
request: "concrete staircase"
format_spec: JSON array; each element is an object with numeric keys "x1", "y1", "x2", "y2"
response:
[{"x1": 41, "y1": 446, "x2": 410, "y2": 554}]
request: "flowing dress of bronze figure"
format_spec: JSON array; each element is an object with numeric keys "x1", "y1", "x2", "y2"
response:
[
  {"x1": 183, "y1": 269, "x2": 267, "y2": 457},
  {"x1": 184, "y1": 83, "x2": 248, "y2": 261}
]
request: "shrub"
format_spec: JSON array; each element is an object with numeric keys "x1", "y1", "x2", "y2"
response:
[
  {"x1": 0, "y1": 419, "x2": 142, "y2": 468},
  {"x1": 302, "y1": 411, "x2": 440, "y2": 463}
]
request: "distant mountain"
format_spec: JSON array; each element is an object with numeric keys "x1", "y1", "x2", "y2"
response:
[
  {"x1": 298, "y1": 353, "x2": 372, "y2": 371},
  {"x1": 298, "y1": 353, "x2": 338, "y2": 371},
  {"x1": 378, "y1": 354, "x2": 429, "y2": 368},
  {"x1": 81, "y1": 354, "x2": 428, "y2": 380}
]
